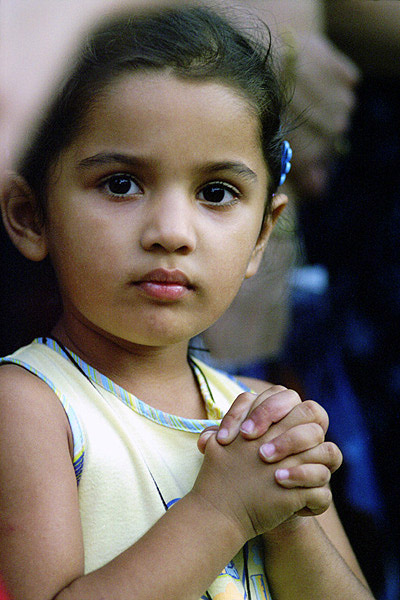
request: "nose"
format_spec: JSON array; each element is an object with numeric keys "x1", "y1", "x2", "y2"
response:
[{"x1": 140, "y1": 190, "x2": 197, "y2": 254}]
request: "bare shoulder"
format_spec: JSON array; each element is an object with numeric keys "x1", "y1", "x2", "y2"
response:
[
  {"x1": 236, "y1": 375, "x2": 275, "y2": 394},
  {"x1": 0, "y1": 364, "x2": 84, "y2": 599},
  {"x1": 0, "y1": 363, "x2": 72, "y2": 451}
]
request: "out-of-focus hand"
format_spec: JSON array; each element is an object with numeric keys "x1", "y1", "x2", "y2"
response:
[
  {"x1": 286, "y1": 33, "x2": 360, "y2": 198},
  {"x1": 0, "y1": 0, "x2": 182, "y2": 186}
]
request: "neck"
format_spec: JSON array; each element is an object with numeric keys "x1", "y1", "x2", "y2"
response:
[{"x1": 51, "y1": 315, "x2": 207, "y2": 419}]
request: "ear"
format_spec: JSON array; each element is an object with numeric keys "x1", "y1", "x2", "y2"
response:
[
  {"x1": 245, "y1": 193, "x2": 288, "y2": 279},
  {"x1": 1, "y1": 175, "x2": 48, "y2": 261}
]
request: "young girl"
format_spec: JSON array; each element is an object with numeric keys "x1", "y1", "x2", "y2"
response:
[{"x1": 0, "y1": 6, "x2": 373, "y2": 600}]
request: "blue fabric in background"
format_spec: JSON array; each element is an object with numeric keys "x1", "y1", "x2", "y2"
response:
[
  {"x1": 285, "y1": 268, "x2": 383, "y2": 519},
  {"x1": 298, "y1": 78, "x2": 400, "y2": 600}
]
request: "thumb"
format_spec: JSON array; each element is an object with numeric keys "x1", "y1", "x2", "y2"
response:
[{"x1": 197, "y1": 426, "x2": 218, "y2": 454}]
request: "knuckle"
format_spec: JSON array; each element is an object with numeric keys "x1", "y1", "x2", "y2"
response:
[
  {"x1": 294, "y1": 464, "x2": 307, "y2": 481},
  {"x1": 306, "y1": 486, "x2": 332, "y2": 513},
  {"x1": 324, "y1": 442, "x2": 343, "y2": 468},
  {"x1": 236, "y1": 391, "x2": 256, "y2": 406},
  {"x1": 224, "y1": 392, "x2": 255, "y2": 420},
  {"x1": 240, "y1": 391, "x2": 256, "y2": 402},
  {"x1": 309, "y1": 422, "x2": 325, "y2": 443},
  {"x1": 322, "y1": 486, "x2": 333, "y2": 506},
  {"x1": 302, "y1": 400, "x2": 329, "y2": 429},
  {"x1": 271, "y1": 434, "x2": 286, "y2": 455},
  {"x1": 324, "y1": 441, "x2": 336, "y2": 460},
  {"x1": 283, "y1": 389, "x2": 302, "y2": 405},
  {"x1": 268, "y1": 385, "x2": 287, "y2": 394},
  {"x1": 301, "y1": 400, "x2": 320, "y2": 419},
  {"x1": 252, "y1": 400, "x2": 275, "y2": 421},
  {"x1": 321, "y1": 484, "x2": 332, "y2": 501},
  {"x1": 253, "y1": 387, "x2": 301, "y2": 426},
  {"x1": 222, "y1": 412, "x2": 242, "y2": 426},
  {"x1": 319, "y1": 466, "x2": 332, "y2": 485}
]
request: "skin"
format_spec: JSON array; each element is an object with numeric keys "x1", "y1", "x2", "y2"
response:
[
  {"x1": 0, "y1": 0, "x2": 188, "y2": 186},
  {"x1": 3, "y1": 71, "x2": 285, "y2": 422},
  {"x1": 41, "y1": 73, "x2": 282, "y2": 416},
  {"x1": 0, "y1": 72, "x2": 373, "y2": 599},
  {"x1": 249, "y1": 0, "x2": 360, "y2": 198}
]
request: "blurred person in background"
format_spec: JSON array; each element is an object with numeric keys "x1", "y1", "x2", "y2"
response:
[
  {"x1": 203, "y1": 0, "x2": 360, "y2": 377},
  {"x1": 293, "y1": 3, "x2": 400, "y2": 599},
  {"x1": 0, "y1": 1, "x2": 396, "y2": 598},
  {"x1": 203, "y1": 2, "x2": 399, "y2": 598}
]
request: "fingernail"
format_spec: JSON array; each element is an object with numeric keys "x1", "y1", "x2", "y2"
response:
[
  {"x1": 260, "y1": 443, "x2": 276, "y2": 459},
  {"x1": 275, "y1": 469, "x2": 290, "y2": 481},
  {"x1": 217, "y1": 428, "x2": 229, "y2": 441},
  {"x1": 200, "y1": 430, "x2": 214, "y2": 443},
  {"x1": 240, "y1": 419, "x2": 255, "y2": 434}
]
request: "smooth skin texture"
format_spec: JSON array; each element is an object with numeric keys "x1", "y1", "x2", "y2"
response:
[
  {"x1": 32, "y1": 73, "x2": 283, "y2": 417},
  {"x1": 0, "y1": 73, "x2": 373, "y2": 599}
]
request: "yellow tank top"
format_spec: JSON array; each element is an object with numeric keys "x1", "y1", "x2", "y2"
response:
[{"x1": 1, "y1": 338, "x2": 272, "y2": 600}]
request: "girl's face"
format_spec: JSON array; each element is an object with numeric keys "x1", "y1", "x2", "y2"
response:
[{"x1": 43, "y1": 72, "x2": 284, "y2": 349}]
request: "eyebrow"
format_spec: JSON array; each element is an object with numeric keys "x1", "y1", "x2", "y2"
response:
[
  {"x1": 199, "y1": 161, "x2": 258, "y2": 183},
  {"x1": 77, "y1": 152, "x2": 258, "y2": 182},
  {"x1": 77, "y1": 152, "x2": 145, "y2": 170}
]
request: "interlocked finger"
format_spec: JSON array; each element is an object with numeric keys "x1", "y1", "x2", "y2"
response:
[
  {"x1": 300, "y1": 485, "x2": 333, "y2": 516},
  {"x1": 214, "y1": 385, "x2": 300, "y2": 445},
  {"x1": 239, "y1": 387, "x2": 301, "y2": 439},
  {"x1": 215, "y1": 391, "x2": 257, "y2": 444},
  {"x1": 262, "y1": 400, "x2": 329, "y2": 444},
  {"x1": 273, "y1": 441, "x2": 343, "y2": 489},
  {"x1": 275, "y1": 463, "x2": 332, "y2": 488},
  {"x1": 259, "y1": 421, "x2": 327, "y2": 463}
]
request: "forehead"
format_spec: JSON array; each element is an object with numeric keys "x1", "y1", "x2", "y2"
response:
[
  {"x1": 94, "y1": 70, "x2": 258, "y2": 127},
  {"x1": 70, "y1": 72, "x2": 267, "y2": 177}
]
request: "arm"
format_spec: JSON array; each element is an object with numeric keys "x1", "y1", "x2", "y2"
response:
[
  {"x1": 0, "y1": 366, "x2": 244, "y2": 600},
  {"x1": 0, "y1": 366, "x2": 344, "y2": 600},
  {"x1": 262, "y1": 508, "x2": 373, "y2": 600}
]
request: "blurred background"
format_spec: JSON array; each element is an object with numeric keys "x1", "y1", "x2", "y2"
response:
[
  {"x1": 202, "y1": 2, "x2": 400, "y2": 599},
  {"x1": 1, "y1": 2, "x2": 399, "y2": 598}
]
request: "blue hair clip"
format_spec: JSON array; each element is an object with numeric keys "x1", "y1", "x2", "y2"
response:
[{"x1": 279, "y1": 140, "x2": 292, "y2": 186}]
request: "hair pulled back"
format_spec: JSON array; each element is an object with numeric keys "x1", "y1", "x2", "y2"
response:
[{"x1": 19, "y1": 5, "x2": 286, "y2": 216}]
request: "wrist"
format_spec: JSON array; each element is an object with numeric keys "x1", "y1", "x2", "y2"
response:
[{"x1": 186, "y1": 488, "x2": 249, "y2": 551}]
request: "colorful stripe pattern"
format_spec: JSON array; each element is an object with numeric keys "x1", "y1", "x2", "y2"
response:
[
  {"x1": 38, "y1": 337, "x2": 224, "y2": 433},
  {"x1": 1, "y1": 338, "x2": 249, "y2": 487}
]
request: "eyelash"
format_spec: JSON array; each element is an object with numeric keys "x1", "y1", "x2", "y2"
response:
[
  {"x1": 197, "y1": 181, "x2": 241, "y2": 207},
  {"x1": 99, "y1": 173, "x2": 142, "y2": 198},
  {"x1": 99, "y1": 173, "x2": 241, "y2": 206}
]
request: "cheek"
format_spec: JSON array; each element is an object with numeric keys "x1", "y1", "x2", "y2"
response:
[
  {"x1": 45, "y1": 208, "x2": 122, "y2": 294},
  {"x1": 207, "y1": 232, "x2": 259, "y2": 298}
]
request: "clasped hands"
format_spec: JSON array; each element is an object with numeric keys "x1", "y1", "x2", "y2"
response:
[{"x1": 196, "y1": 385, "x2": 342, "y2": 538}]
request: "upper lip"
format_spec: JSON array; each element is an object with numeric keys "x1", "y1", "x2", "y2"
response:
[{"x1": 136, "y1": 268, "x2": 192, "y2": 287}]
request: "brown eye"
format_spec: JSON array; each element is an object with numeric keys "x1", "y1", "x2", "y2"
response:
[
  {"x1": 198, "y1": 182, "x2": 239, "y2": 205},
  {"x1": 103, "y1": 174, "x2": 141, "y2": 197}
]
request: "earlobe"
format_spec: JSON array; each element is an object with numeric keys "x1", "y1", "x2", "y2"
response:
[
  {"x1": 244, "y1": 193, "x2": 288, "y2": 279},
  {"x1": 1, "y1": 175, "x2": 48, "y2": 262}
]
